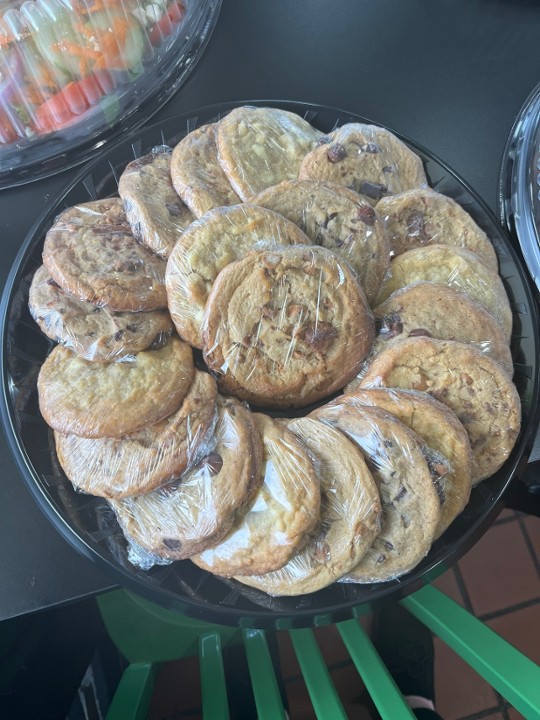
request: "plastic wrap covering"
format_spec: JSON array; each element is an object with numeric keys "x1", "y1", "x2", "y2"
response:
[
  {"x1": 54, "y1": 369, "x2": 217, "y2": 498},
  {"x1": 0, "y1": 0, "x2": 222, "y2": 187},
  {"x1": 337, "y1": 388, "x2": 473, "y2": 538},
  {"x1": 377, "y1": 188, "x2": 498, "y2": 271},
  {"x1": 250, "y1": 179, "x2": 390, "y2": 304},
  {"x1": 192, "y1": 413, "x2": 321, "y2": 577},
  {"x1": 165, "y1": 204, "x2": 311, "y2": 349},
  {"x1": 201, "y1": 245, "x2": 375, "y2": 408},
  {"x1": 214, "y1": 106, "x2": 323, "y2": 200},
  {"x1": 235, "y1": 417, "x2": 382, "y2": 596},
  {"x1": 108, "y1": 396, "x2": 263, "y2": 563},
  {"x1": 170, "y1": 122, "x2": 241, "y2": 218},
  {"x1": 118, "y1": 145, "x2": 194, "y2": 258},
  {"x1": 298, "y1": 123, "x2": 428, "y2": 206},
  {"x1": 374, "y1": 244, "x2": 513, "y2": 341},
  {"x1": 358, "y1": 337, "x2": 521, "y2": 483},
  {"x1": 28, "y1": 264, "x2": 173, "y2": 362},
  {"x1": 42, "y1": 198, "x2": 168, "y2": 312},
  {"x1": 37, "y1": 335, "x2": 194, "y2": 438},
  {"x1": 311, "y1": 402, "x2": 441, "y2": 583},
  {"x1": 361, "y1": 282, "x2": 514, "y2": 377}
]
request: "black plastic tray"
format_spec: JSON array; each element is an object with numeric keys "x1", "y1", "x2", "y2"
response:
[{"x1": 2, "y1": 100, "x2": 539, "y2": 629}]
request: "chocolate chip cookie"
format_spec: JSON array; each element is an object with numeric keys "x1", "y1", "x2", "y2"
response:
[
  {"x1": 250, "y1": 179, "x2": 390, "y2": 303},
  {"x1": 42, "y1": 198, "x2": 168, "y2": 312},
  {"x1": 29, "y1": 265, "x2": 173, "y2": 362},
  {"x1": 299, "y1": 123, "x2": 427, "y2": 206},
  {"x1": 38, "y1": 335, "x2": 194, "y2": 438},
  {"x1": 339, "y1": 388, "x2": 473, "y2": 538},
  {"x1": 236, "y1": 417, "x2": 381, "y2": 595},
  {"x1": 170, "y1": 123, "x2": 241, "y2": 217},
  {"x1": 358, "y1": 337, "x2": 521, "y2": 482},
  {"x1": 192, "y1": 413, "x2": 321, "y2": 576},
  {"x1": 55, "y1": 369, "x2": 217, "y2": 498},
  {"x1": 118, "y1": 145, "x2": 195, "y2": 258},
  {"x1": 216, "y1": 106, "x2": 322, "y2": 200},
  {"x1": 109, "y1": 396, "x2": 263, "y2": 560},
  {"x1": 202, "y1": 246, "x2": 375, "y2": 408},
  {"x1": 377, "y1": 188, "x2": 498, "y2": 271},
  {"x1": 166, "y1": 204, "x2": 310, "y2": 348},
  {"x1": 311, "y1": 402, "x2": 440, "y2": 583},
  {"x1": 365, "y1": 282, "x2": 513, "y2": 376},
  {"x1": 375, "y1": 245, "x2": 513, "y2": 341}
]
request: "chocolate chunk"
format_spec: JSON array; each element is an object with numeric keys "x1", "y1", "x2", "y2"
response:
[
  {"x1": 200, "y1": 452, "x2": 224, "y2": 476},
  {"x1": 384, "y1": 540, "x2": 395, "y2": 551},
  {"x1": 377, "y1": 313, "x2": 403, "y2": 340},
  {"x1": 317, "y1": 135, "x2": 332, "y2": 145},
  {"x1": 393, "y1": 486, "x2": 408, "y2": 502},
  {"x1": 162, "y1": 538, "x2": 182, "y2": 550},
  {"x1": 408, "y1": 328, "x2": 431, "y2": 337},
  {"x1": 327, "y1": 143, "x2": 348, "y2": 163},
  {"x1": 382, "y1": 165, "x2": 395, "y2": 174},
  {"x1": 113, "y1": 330, "x2": 124, "y2": 341},
  {"x1": 376, "y1": 554, "x2": 386, "y2": 564},
  {"x1": 361, "y1": 142, "x2": 379, "y2": 153},
  {"x1": 301, "y1": 322, "x2": 338, "y2": 352},
  {"x1": 401, "y1": 514, "x2": 410, "y2": 528},
  {"x1": 359, "y1": 180, "x2": 388, "y2": 200},
  {"x1": 166, "y1": 202, "x2": 184, "y2": 218},
  {"x1": 406, "y1": 211, "x2": 428, "y2": 242},
  {"x1": 357, "y1": 204, "x2": 376, "y2": 226}
]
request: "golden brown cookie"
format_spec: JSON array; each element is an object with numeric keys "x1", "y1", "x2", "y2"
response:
[
  {"x1": 299, "y1": 123, "x2": 427, "y2": 206},
  {"x1": 250, "y1": 179, "x2": 390, "y2": 303},
  {"x1": 42, "y1": 198, "x2": 168, "y2": 312},
  {"x1": 165, "y1": 204, "x2": 310, "y2": 348},
  {"x1": 358, "y1": 337, "x2": 521, "y2": 482},
  {"x1": 376, "y1": 188, "x2": 498, "y2": 271},
  {"x1": 29, "y1": 265, "x2": 173, "y2": 363},
  {"x1": 55, "y1": 369, "x2": 218, "y2": 498},
  {"x1": 192, "y1": 413, "x2": 321, "y2": 576},
  {"x1": 339, "y1": 388, "x2": 473, "y2": 538},
  {"x1": 202, "y1": 246, "x2": 375, "y2": 408},
  {"x1": 170, "y1": 123, "x2": 241, "y2": 217},
  {"x1": 374, "y1": 245, "x2": 513, "y2": 341},
  {"x1": 236, "y1": 417, "x2": 381, "y2": 595},
  {"x1": 109, "y1": 396, "x2": 263, "y2": 560},
  {"x1": 365, "y1": 283, "x2": 514, "y2": 376},
  {"x1": 38, "y1": 336, "x2": 194, "y2": 438},
  {"x1": 118, "y1": 145, "x2": 195, "y2": 258},
  {"x1": 216, "y1": 106, "x2": 322, "y2": 200},
  {"x1": 311, "y1": 402, "x2": 440, "y2": 583}
]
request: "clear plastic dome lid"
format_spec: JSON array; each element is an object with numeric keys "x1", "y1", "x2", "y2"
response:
[
  {"x1": 0, "y1": 0, "x2": 222, "y2": 188},
  {"x1": 500, "y1": 82, "x2": 540, "y2": 293}
]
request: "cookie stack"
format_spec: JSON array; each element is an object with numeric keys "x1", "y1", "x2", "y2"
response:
[{"x1": 30, "y1": 105, "x2": 521, "y2": 596}]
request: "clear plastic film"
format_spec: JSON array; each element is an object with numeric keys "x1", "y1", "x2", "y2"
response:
[
  {"x1": 37, "y1": 334, "x2": 195, "y2": 438},
  {"x1": 361, "y1": 282, "x2": 514, "y2": 377},
  {"x1": 215, "y1": 105, "x2": 323, "y2": 200},
  {"x1": 337, "y1": 388, "x2": 473, "y2": 539},
  {"x1": 42, "y1": 198, "x2": 168, "y2": 312},
  {"x1": 249, "y1": 179, "x2": 390, "y2": 304},
  {"x1": 170, "y1": 122, "x2": 241, "y2": 218},
  {"x1": 358, "y1": 336, "x2": 522, "y2": 484},
  {"x1": 374, "y1": 244, "x2": 513, "y2": 341},
  {"x1": 201, "y1": 245, "x2": 375, "y2": 409},
  {"x1": 28, "y1": 264, "x2": 173, "y2": 362},
  {"x1": 164, "y1": 203, "x2": 311, "y2": 349},
  {"x1": 109, "y1": 396, "x2": 263, "y2": 563},
  {"x1": 192, "y1": 413, "x2": 321, "y2": 577},
  {"x1": 235, "y1": 416, "x2": 382, "y2": 596},
  {"x1": 376, "y1": 187, "x2": 499, "y2": 271},
  {"x1": 298, "y1": 123, "x2": 428, "y2": 206},
  {"x1": 54, "y1": 368, "x2": 218, "y2": 498},
  {"x1": 118, "y1": 145, "x2": 195, "y2": 258},
  {"x1": 311, "y1": 401, "x2": 441, "y2": 583}
]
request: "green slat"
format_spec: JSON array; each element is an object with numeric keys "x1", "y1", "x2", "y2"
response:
[
  {"x1": 289, "y1": 628, "x2": 348, "y2": 720},
  {"x1": 106, "y1": 662, "x2": 158, "y2": 720},
  {"x1": 199, "y1": 633, "x2": 230, "y2": 720},
  {"x1": 243, "y1": 629, "x2": 287, "y2": 720},
  {"x1": 336, "y1": 620, "x2": 416, "y2": 720},
  {"x1": 402, "y1": 584, "x2": 540, "y2": 720}
]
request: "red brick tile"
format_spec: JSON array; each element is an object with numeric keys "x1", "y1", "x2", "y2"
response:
[
  {"x1": 313, "y1": 623, "x2": 351, "y2": 667},
  {"x1": 330, "y1": 663, "x2": 363, "y2": 702},
  {"x1": 431, "y1": 567, "x2": 465, "y2": 606},
  {"x1": 148, "y1": 656, "x2": 201, "y2": 720},
  {"x1": 458, "y1": 522, "x2": 540, "y2": 616},
  {"x1": 507, "y1": 707, "x2": 526, "y2": 719},
  {"x1": 433, "y1": 637, "x2": 500, "y2": 720},
  {"x1": 522, "y1": 515, "x2": 540, "y2": 565},
  {"x1": 496, "y1": 508, "x2": 517, "y2": 523},
  {"x1": 487, "y1": 603, "x2": 540, "y2": 664},
  {"x1": 277, "y1": 631, "x2": 302, "y2": 680},
  {"x1": 283, "y1": 678, "x2": 316, "y2": 719}
]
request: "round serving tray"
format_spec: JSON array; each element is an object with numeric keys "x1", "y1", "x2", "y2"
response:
[{"x1": 2, "y1": 100, "x2": 539, "y2": 629}]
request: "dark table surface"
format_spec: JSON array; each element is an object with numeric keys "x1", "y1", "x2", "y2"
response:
[{"x1": 1, "y1": 0, "x2": 540, "y2": 622}]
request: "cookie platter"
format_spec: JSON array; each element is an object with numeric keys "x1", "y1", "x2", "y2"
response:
[{"x1": 1, "y1": 101, "x2": 539, "y2": 628}]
